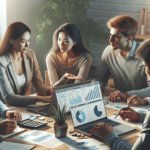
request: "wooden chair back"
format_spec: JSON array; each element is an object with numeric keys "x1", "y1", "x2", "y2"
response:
[{"x1": 45, "y1": 70, "x2": 51, "y2": 87}]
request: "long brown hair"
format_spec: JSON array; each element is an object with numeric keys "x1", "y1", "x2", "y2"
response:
[
  {"x1": 0, "y1": 22, "x2": 31, "y2": 55},
  {"x1": 49, "y1": 24, "x2": 91, "y2": 55}
]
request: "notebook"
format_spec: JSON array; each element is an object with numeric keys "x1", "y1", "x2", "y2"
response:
[{"x1": 55, "y1": 82, "x2": 136, "y2": 138}]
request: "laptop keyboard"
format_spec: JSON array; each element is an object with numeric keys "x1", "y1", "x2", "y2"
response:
[{"x1": 82, "y1": 120, "x2": 120, "y2": 133}]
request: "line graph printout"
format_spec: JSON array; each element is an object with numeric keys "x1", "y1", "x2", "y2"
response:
[
  {"x1": 14, "y1": 130, "x2": 77, "y2": 148},
  {"x1": 55, "y1": 82, "x2": 103, "y2": 112},
  {"x1": 14, "y1": 130, "x2": 54, "y2": 147}
]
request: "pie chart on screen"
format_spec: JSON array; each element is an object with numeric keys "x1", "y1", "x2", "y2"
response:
[
  {"x1": 94, "y1": 105, "x2": 102, "y2": 117},
  {"x1": 76, "y1": 110, "x2": 86, "y2": 123}
]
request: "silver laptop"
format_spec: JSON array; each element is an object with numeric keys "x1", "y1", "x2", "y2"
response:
[
  {"x1": 27, "y1": 80, "x2": 91, "y2": 116},
  {"x1": 55, "y1": 82, "x2": 136, "y2": 138}
]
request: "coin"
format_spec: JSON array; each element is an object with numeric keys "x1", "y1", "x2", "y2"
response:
[{"x1": 39, "y1": 117, "x2": 45, "y2": 120}]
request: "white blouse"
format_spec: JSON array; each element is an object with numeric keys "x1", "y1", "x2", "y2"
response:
[{"x1": 16, "y1": 73, "x2": 26, "y2": 94}]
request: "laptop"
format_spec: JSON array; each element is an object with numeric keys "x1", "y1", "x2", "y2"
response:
[
  {"x1": 27, "y1": 80, "x2": 91, "y2": 116},
  {"x1": 55, "y1": 82, "x2": 136, "y2": 138}
]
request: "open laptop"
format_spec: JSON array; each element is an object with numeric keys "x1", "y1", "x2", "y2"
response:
[
  {"x1": 27, "y1": 80, "x2": 91, "y2": 116},
  {"x1": 55, "y1": 82, "x2": 136, "y2": 138}
]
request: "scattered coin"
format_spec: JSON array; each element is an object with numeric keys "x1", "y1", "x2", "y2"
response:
[
  {"x1": 47, "y1": 119, "x2": 53, "y2": 122},
  {"x1": 39, "y1": 117, "x2": 45, "y2": 120},
  {"x1": 36, "y1": 114, "x2": 41, "y2": 117},
  {"x1": 69, "y1": 130, "x2": 75, "y2": 133},
  {"x1": 71, "y1": 133, "x2": 77, "y2": 136},
  {"x1": 81, "y1": 134, "x2": 84, "y2": 138},
  {"x1": 84, "y1": 135, "x2": 88, "y2": 139}
]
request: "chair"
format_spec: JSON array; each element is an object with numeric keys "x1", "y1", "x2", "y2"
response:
[
  {"x1": 25, "y1": 83, "x2": 32, "y2": 96},
  {"x1": 45, "y1": 70, "x2": 51, "y2": 87}
]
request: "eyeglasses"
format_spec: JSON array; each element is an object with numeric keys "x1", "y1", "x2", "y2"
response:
[
  {"x1": 107, "y1": 32, "x2": 124, "y2": 40},
  {"x1": 107, "y1": 31, "x2": 129, "y2": 40}
]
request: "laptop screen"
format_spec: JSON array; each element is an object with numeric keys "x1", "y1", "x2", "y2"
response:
[{"x1": 55, "y1": 82, "x2": 107, "y2": 127}]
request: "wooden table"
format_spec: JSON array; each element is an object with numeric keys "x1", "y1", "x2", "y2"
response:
[
  {"x1": 4, "y1": 89, "x2": 141, "y2": 149},
  {"x1": 134, "y1": 34, "x2": 150, "y2": 42}
]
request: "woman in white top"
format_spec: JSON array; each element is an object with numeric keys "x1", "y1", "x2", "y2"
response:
[{"x1": 0, "y1": 22, "x2": 53, "y2": 106}]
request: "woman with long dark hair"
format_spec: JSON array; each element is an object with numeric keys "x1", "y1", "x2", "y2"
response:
[
  {"x1": 0, "y1": 22, "x2": 53, "y2": 106},
  {"x1": 46, "y1": 23, "x2": 92, "y2": 87}
]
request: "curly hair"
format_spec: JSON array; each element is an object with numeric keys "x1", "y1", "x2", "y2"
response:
[{"x1": 107, "y1": 15, "x2": 138, "y2": 38}]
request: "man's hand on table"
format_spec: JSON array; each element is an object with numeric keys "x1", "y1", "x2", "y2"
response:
[
  {"x1": 108, "y1": 90, "x2": 129, "y2": 102},
  {"x1": 5, "y1": 110, "x2": 22, "y2": 122},
  {"x1": 127, "y1": 95, "x2": 148, "y2": 106},
  {"x1": 0, "y1": 118, "x2": 17, "y2": 135},
  {"x1": 118, "y1": 107, "x2": 140, "y2": 122},
  {"x1": 90, "y1": 122, "x2": 113, "y2": 139}
]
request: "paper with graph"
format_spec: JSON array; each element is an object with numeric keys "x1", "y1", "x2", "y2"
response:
[{"x1": 14, "y1": 130, "x2": 77, "y2": 148}]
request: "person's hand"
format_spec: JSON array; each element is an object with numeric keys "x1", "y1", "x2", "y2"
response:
[
  {"x1": 63, "y1": 73, "x2": 83, "y2": 80},
  {"x1": 90, "y1": 122, "x2": 113, "y2": 139},
  {"x1": 108, "y1": 90, "x2": 129, "y2": 102},
  {"x1": 127, "y1": 95, "x2": 148, "y2": 106},
  {"x1": 36, "y1": 95, "x2": 52, "y2": 103},
  {"x1": 119, "y1": 107, "x2": 140, "y2": 122},
  {"x1": 5, "y1": 110, "x2": 22, "y2": 122},
  {"x1": 0, "y1": 119, "x2": 17, "y2": 135},
  {"x1": 47, "y1": 88, "x2": 54, "y2": 96}
]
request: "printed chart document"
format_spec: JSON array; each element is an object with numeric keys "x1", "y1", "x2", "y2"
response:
[
  {"x1": 1, "y1": 126, "x2": 26, "y2": 139},
  {"x1": 0, "y1": 141, "x2": 35, "y2": 150},
  {"x1": 66, "y1": 138, "x2": 110, "y2": 150},
  {"x1": 108, "y1": 115, "x2": 143, "y2": 129},
  {"x1": 14, "y1": 130, "x2": 77, "y2": 148},
  {"x1": 0, "y1": 112, "x2": 35, "y2": 139},
  {"x1": 104, "y1": 96, "x2": 148, "y2": 112},
  {"x1": 0, "y1": 113, "x2": 36, "y2": 122}
]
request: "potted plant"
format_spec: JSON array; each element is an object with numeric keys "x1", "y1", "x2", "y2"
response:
[{"x1": 51, "y1": 103, "x2": 68, "y2": 138}]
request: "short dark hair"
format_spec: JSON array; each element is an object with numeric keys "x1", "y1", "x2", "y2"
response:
[
  {"x1": 0, "y1": 22, "x2": 31, "y2": 55},
  {"x1": 135, "y1": 39, "x2": 150, "y2": 69}
]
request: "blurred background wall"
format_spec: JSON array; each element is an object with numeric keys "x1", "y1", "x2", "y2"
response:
[{"x1": 87, "y1": 0, "x2": 150, "y2": 65}]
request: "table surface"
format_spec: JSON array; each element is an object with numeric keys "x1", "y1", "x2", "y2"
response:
[
  {"x1": 4, "y1": 88, "x2": 141, "y2": 150},
  {"x1": 134, "y1": 33, "x2": 150, "y2": 42}
]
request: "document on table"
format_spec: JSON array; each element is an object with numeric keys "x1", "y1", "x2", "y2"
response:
[
  {"x1": 1, "y1": 126, "x2": 26, "y2": 139},
  {"x1": 66, "y1": 138, "x2": 110, "y2": 150},
  {"x1": 0, "y1": 112, "x2": 36, "y2": 122},
  {"x1": 14, "y1": 130, "x2": 77, "y2": 148},
  {"x1": 108, "y1": 115, "x2": 143, "y2": 129},
  {"x1": 104, "y1": 96, "x2": 149, "y2": 112},
  {"x1": 0, "y1": 141, "x2": 35, "y2": 150}
]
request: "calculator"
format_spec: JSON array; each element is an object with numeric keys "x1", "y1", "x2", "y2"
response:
[{"x1": 18, "y1": 119, "x2": 47, "y2": 128}]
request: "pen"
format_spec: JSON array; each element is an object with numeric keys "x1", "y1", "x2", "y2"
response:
[
  {"x1": 114, "y1": 104, "x2": 132, "y2": 119},
  {"x1": 9, "y1": 107, "x2": 17, "y2": 110}
]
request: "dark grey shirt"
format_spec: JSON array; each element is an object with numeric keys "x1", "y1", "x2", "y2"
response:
[
  {"x1": 92, "y1": 41, "x2": 148, "y2": 93},
  {"x1": 105, "y1": 109, "x2": 150, "y2": 150}
]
